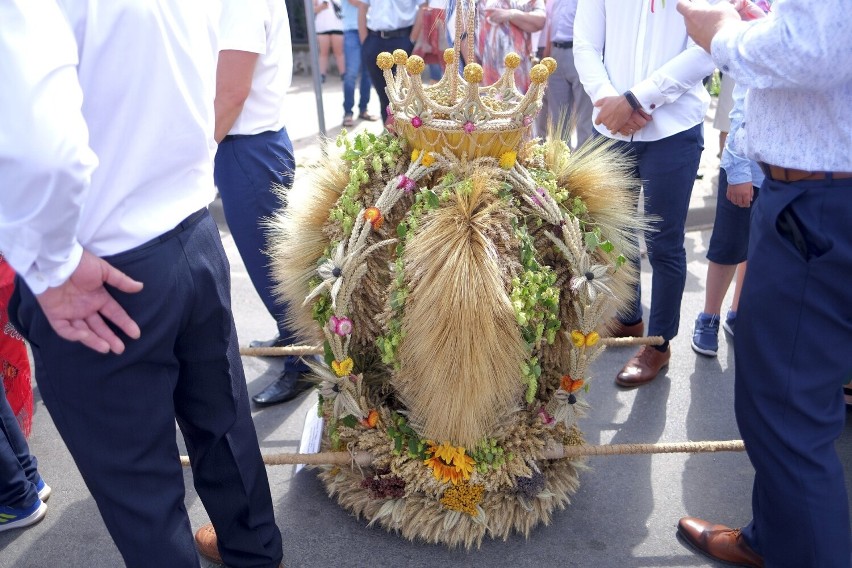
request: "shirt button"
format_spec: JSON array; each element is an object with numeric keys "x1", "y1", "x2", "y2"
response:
[
  {"x1": 722, "y1": 65, "x2": 730, "y2": 72},
  {"x1": 650, "y1": 104, "x2": 656, "y2": 109}
]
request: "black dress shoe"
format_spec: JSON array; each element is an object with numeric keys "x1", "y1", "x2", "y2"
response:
[
  {"x1": 249, "y1": 334, "x2": 289, "y2": 349},
  {"x1": 251, "y1": 369, "x2": 313, "y2": 406}
]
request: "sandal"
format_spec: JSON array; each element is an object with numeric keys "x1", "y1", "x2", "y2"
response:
[
  {"x1": 342, "y1": 114, "x2": 355, "y2": 127},
  {"x1": 358, "y1": 111, "x2": 379, "y2": 122}
]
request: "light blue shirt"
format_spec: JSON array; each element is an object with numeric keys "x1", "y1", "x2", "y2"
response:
[
  {"x1": 363, "y1": 0, "x2": 419, "y2": 32},
  {"x1": 548, "y1": 0, "x2": 580, "y2": 43},
  {"x1": 721, "y1": 82, "x2": 764, "y2": 188},
  {"x1": 712, "y1": 0, "x2": 852, "y2": 172},
  {"x1": 340, "y1": 0, "x2": 358, "y2": 32}
]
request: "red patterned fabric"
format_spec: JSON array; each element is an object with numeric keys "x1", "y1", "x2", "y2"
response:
[{"x1": 0, "y1": 256, "x2": 33, "y2": 437}]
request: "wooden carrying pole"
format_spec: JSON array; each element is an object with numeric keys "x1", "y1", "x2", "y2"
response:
[{"x1": 180, "y1": 440, "x2": 745, "y2": 468}]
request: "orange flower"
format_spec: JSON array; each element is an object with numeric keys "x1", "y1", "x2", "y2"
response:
[
  {"x1": 364, "y1": 207, "x2": 383, "y2": 229},
  {"x1": 361, "y1": 409, "x2": 379, "y2": 428},
  {"x1": 560, "y1": 375, "x2": 585, "y2": 393}
]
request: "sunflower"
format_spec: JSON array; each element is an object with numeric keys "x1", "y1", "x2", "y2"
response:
[{"x1": 423, "y1": 441, "x2": 476, "y2": 485}]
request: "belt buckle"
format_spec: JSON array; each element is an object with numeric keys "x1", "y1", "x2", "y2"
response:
[{"x1": 379, "y1": 29, "x2": 395, "y2": 39}]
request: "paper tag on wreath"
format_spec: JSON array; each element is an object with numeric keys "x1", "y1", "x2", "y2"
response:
[{"x1": 296, "y1": 399, "x2": 324, "y2": 473}]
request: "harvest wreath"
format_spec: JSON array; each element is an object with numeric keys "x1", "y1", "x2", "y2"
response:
[{"x1": 265, "y1": 47, "x2": 646, "y2": 548}]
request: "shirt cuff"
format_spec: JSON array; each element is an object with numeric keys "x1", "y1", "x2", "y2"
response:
[
  {"x1": 629, "y1": 79, "x2": 664, "y2": 113},
  {"x1": 21, "y1": 242, "x2": 84, "y2": 295}
]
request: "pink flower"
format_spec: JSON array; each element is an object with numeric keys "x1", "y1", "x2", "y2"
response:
[
  {"x1": 537, "y1": 406, "x2": 555, "y2": 426},
  {"x1": 523, "y1": 115, "x2": 533, "y2": 127},
  {"x1": 464, "y1": 121, "x2": 475, "y2": 134},
  {"x1": 328, "y1": 315, "x2": 353, "y2": 336},
  {"x1": 397, "y1": 175, "x2": 416, "y2": 193},
  {"x1": 411, "y1": 116, "x2": 423, "y2": 128}
]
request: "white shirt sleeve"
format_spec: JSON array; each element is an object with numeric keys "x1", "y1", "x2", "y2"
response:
[
  {"x1": 0, "y1": 0, "x2": 98, "y2": 294},
  {"x1": 219, "y1": 0, "x2": 269, "y2": 54},
  {"x1": 573, "y1": 0, "x2": 618, "y2": 103}
]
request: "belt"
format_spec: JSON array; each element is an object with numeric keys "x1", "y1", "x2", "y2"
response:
[
  {"x1": 552, "y1": 41, "x2": 573, "y2": 49},
  {"x1": 759, "y1": 162, "x2": 852, "y2": 183},
  {"x1": 368, "y1": 26, "x2": 413, "y2": 39}
]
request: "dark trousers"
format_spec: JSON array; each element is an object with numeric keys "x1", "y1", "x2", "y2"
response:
[
  {"x1": 735, "y1": 176, "x2": 852, "y2": 567},
  {"x1": 611, "y1": 123, "x2": 704, "y2": 340},
  {"x1": 361, "y1": 33, "x2": 414, "y2": 123},
  {"x1": 215, "y1": 127, "x2": 307, "y2": 371},
  {"x1": 10, "y1": 211, "x2": 282, "y2": 568},
  {"x1": 0, "y1": 386, "x2": 39, "y2": 509}
]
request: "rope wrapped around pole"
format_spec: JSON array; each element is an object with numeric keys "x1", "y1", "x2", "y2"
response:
[{"x1": 179, "y1": 440, "x2": 745, "y2": 468}]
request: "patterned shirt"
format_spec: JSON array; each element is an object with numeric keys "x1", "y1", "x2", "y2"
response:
[{"x1": 712, "y1": 0, "x2": 852, "y2": 171}]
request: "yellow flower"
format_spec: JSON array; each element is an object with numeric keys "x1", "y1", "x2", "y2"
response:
[
  {"x1": 570, "y1": 330, "x2": 599, "y2": 348},
  {"x1": 440, "y1": 482, "x2": 485, "y2": 516},
  {"x1": 331, "y1": 357, "x2": 354, "y2": 377},
  {"x1": 499, "y1": 151, "x2": 517, "y2": 170},
  {"x1": 411, "y1": 149, "x2": 421, "y2": 162},
  {"x1": 421, "y1": 151, "x2": 435, "y2": 167},
  {"x1": 423, "y1": 441, "x2": 475, "y2": 485}
]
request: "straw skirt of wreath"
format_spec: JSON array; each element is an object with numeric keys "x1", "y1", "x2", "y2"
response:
[{"x1": 265, "y1": 47, "x2": 646, "y2": 548}]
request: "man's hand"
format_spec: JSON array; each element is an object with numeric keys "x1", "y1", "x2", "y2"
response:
[
  {"x1": 36, "y1": 250, "x2": 143, "y2": 354},
  {"x1": 618, "y1": 109, "x2": 653, "y2": 137},
  {"x1": 676, "y1": 0, "x2": 740, "y2": 53},
  {"x1": 594, "y1": 95, "x2": 636, "y2": 136},
  {"x1": 726, "y1": 181, "x2": 754, "y2": 208}
]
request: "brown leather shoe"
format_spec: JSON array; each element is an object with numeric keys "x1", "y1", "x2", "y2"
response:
[
  {"x1": 608, "y1": 318, "x2": 645, "y2": 338},
  {"x1": 194, "y1": 522, "x2": 222, "y2": 564},
  {"x1": 678, "y1": 517, "x2": 764, "y2": 567},
  {"x1": 615, "y1": 345, "x2": 670, "y2": 387}
]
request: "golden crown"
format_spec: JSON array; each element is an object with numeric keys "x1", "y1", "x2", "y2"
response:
[{"x1": 378, "y1": 48, "x2": 557, "y2": 159}]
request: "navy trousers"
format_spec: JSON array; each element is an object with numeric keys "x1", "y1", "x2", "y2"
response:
[
  {"x1": 735, "y1": 176, "x2": 852, "y2": 567},
  {"x1": 0, "y1": 386, "x2": 40, "y2": 510},
  {"x1": 611, "y1": 124, "x2": 704, "y2": 340},
  {"x1": 10, "y1": 211, "x2": 282, "y2": 568},
  {"x1": 361, "y1": 32, "x2": 414, "y2": 123}
]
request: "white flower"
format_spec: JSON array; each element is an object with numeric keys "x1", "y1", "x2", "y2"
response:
[
  {"x1": 569, "y1": 261, "x2": 613, "y2": 302},
  {"x1": 304, "y1": 242, "x2": 347, "y2": 308}
]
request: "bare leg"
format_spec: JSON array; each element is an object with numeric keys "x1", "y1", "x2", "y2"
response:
[
  {"x1": 331, "y1": 33, "x2": 345, "y2": 77},
  {"x1": 702, "y1": 260, "x2": 738, "y2": 316},
  {"x1": 317, "y1": 33, "x2": 330, "y2": 76},
  {"x1": 730, "y1": 261, "x2": 747, "y2": 312}
]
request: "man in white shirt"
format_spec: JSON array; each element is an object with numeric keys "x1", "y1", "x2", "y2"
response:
[
  {"x1": 213, "y1": 0, "x2": 315, "y2": 410},
  {"x1": 0, "y1": 1, "x2": 282, "y2": 566},
  {"x1": 359, "y1": 0, "x2": 421, "y2": 124},
  {"x1": 677, "y1": 1, "x2": 852, "y2": 566},
  {"x1": 574, "y1": 0, "x2": 715, "y2": 387}
]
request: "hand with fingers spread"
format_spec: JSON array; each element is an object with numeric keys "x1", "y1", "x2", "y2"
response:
[
  {"x1": 35, "y1": 250, "x2": 143, "y2": 354},
  {"x1": 726, "y1": 181, "x2": 754, "y2": 208}
]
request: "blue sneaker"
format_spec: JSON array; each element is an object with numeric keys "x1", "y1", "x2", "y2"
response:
[
  {"x1": 36, "y1": 478, "x2": 51, "y2": 502},
  {"x1": 691, "y1": 313, "x2": 720, "y2": 357},
  {"x1": 0, "y1": 499, "x2": 47, "y2": 533},
  {"x1": 723, "y1": 310, "x2": 736, "y2": 336}
]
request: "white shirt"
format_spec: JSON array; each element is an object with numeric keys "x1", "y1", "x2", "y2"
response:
[
  {"x1": 364, "y1": 0, "x2": 420, "y2": 32},
  {"x1": 0, "y1": 0, "x2": 218, "y2": 294},
  {"x1": 573, "y1": 0, "x2": 715, "y2": 142},
  {"x1": 220, "y1": 0, "x2": 293, "y2": 136},
  {"x1": 712, "y1": 0, "x2": 852, "y2": 172}
]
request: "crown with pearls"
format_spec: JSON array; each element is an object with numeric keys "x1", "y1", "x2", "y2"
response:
[{"x1": 378, "y1": 48, "x2": 557, "y2": 159}]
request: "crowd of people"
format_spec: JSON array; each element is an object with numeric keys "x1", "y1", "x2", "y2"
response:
[{"x1": 1, "y1": 0, "x2": 850, "y2": 566}]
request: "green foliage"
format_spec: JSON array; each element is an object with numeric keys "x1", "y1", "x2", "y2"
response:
[
  {"x1": 387, "y1": 412, "x2": 427, "y2": 459},
  {"x1": 469, "y1": 438, "x2": 510, "y2": 474},
  {"x1": 331, "y1": 130, "x2": 404, "y2": 235}
]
